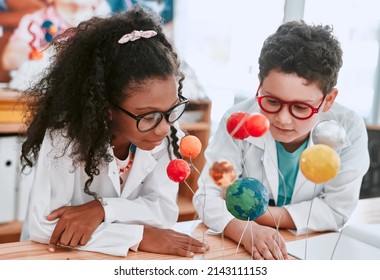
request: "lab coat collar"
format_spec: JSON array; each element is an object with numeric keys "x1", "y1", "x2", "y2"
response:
[
  {"x1": 107, "y1": 145, "x2": 160, "y2": 197},
  {"x1": 292, "y1": 135, "x2": 313, "y2": 200}
]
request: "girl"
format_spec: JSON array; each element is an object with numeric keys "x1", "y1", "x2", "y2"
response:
[{"x1": 20, "y1": 6, "x2": 207, "y2": 257}]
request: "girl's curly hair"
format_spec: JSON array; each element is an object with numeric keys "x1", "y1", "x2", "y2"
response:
[{"x1": 20, "y1": 6, "x2": 184, "y2": 198}]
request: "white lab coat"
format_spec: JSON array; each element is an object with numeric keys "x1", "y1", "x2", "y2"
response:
[
  {"x1": 193, "y1": 98, "x2": 370, "y2": 235},
  {"x1": 21, "y1": 128, "x2": 183, "y2": 256}
]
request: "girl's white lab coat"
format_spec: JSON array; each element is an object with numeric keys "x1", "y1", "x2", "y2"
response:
[
  {"x1": 21, "y1": 129, "x2": 182, "y2": 256},
  {"x1": 193, "y1": 98, "x2": 370, "y2": 235}
]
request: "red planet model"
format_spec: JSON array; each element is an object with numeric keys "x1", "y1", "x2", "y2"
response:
[{"x1": 244, "y1": 113, "x2": 270, "y2": 137}]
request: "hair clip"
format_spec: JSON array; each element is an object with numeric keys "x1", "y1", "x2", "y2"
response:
[{"x1": 118, "y1": 30, "x2": 157, "y2": 44}]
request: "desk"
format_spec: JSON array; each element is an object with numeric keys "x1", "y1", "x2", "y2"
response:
[
  {"x1": 1, "y1": 197, "x2": 378, "y2": 260},
  {"x1": 0, "y1": 228, "x2": 303, "y2": 260}
]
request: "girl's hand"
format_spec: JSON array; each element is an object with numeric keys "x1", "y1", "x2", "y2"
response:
[
  {"x1": 46, "y1": 200, "x2": 104, "y2": 252},
  {"x1": 139, "y1": 226, "x2": 209, "y2": 257}
]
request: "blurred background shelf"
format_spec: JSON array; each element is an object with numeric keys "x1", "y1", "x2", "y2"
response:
[
  {"x1": 361, "y1": 125, "x2": 380, "y2": 199},
  {"x1": 0, "y1": 88, "x2": 26, "y2": 134},
  {"x1": 0, "y1": 221, "x2": 22, "y2": 244},
  {"x1": 178, "y1": 99, "x2": 211, "y2": 221}
]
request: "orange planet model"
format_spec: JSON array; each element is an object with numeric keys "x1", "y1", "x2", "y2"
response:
[{"x1": 180, "y1": 135, "x2": 202, "y2": 159}]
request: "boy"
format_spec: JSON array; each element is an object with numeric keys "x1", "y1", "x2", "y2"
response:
[{"x1": 193, "y1": 20, "x2": 370, "y2": 260}]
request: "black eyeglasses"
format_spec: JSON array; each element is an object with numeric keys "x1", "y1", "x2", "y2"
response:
[
  {"x1": 115, "y1": 95, "x2": 189, "y2": 132},
  {"x1": 256, "y1": 86, "x2": 326, "y2": 120}
]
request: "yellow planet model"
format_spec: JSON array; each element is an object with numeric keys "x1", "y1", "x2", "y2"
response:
[{"x1": 299, "y1": 144, "x2": 340, "y2": 183}]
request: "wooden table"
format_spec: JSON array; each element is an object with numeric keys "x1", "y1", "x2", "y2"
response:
[
  {"x1": 0, "y1": 227, "x2": 301, "y2": 260},
  {"x1": 1, "y1": 197, "x2": 377, "y2": 260}
]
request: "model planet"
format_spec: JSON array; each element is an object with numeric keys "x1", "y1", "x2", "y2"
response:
[
  {"x1": 225, "y1": 177, "x2": 268, "y2": 220},
  {"x1": 167, "y1": 159, "x2": 191, "y2": 182},
  {"x1": 209, "y1": 160, "x2": 237, "y2": 187}
]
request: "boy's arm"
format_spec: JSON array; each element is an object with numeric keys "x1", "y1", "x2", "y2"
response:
[{"x1": 254, "y1": 206, "x2": 296, "y2": 229}]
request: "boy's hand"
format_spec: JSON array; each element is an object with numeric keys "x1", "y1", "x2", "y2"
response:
[
  {"x1": 225, "y1": 219, "x2": 289, "y2": 260},
  {"x1": 244, "y1": 223, "x2": 288, "y2": 260}
]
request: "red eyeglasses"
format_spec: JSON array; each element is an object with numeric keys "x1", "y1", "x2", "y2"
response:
[{"x1": 256, "y1": 86, "x2": 326, "y2": 120}]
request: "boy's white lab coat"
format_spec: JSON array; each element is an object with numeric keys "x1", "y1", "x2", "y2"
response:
[
  {"x1": 193, "y1": 98, "x2": 370, "y2": 235},
  {"x1": 21, "y1": 129, "x2": 181, "y2": 256}
]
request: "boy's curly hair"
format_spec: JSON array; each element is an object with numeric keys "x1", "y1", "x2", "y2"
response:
[
  {"x1": 258, "y1": 20, "x2": 343, "y2": 94},
  {"x1": 20, "y1": 6, "x2": 184, "y2": 198}
]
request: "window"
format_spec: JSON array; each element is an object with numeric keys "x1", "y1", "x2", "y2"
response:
[
  {"x1": 174, "y1": 0, "x2": 380, "y2": 131},
  {"x1": 303, "y1": 0, "x2": 380, "y2": 123},
  {"x1": 174, "y1": 0, "x2": 285, "y2": 131}
]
